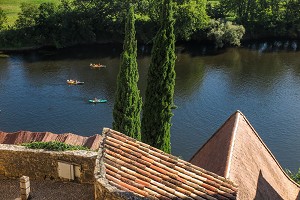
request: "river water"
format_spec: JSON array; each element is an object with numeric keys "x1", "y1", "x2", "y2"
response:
[{"x1": 0, "y1": 43, "x2": 299, "y2": 172}]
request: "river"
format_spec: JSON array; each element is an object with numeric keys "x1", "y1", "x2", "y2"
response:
[{"x1": 0, "y1": 42, "x2": 299, "y2": 172}]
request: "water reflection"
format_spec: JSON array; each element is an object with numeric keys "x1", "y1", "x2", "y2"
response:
[
  {"x1": 175, "y1": 53, "x2": 205, "y2": 98},
  {"x1": 245, "y1": 40, "x2": 299, "y2": 53}
]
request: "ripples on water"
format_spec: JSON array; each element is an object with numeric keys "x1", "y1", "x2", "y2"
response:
[{"x1": 0, "y1": 42, "x2": 299, "y2": 172}]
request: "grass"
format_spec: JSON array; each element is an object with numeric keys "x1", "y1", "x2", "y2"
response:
[
  {"x1": 21, "y1": 141, "x2": 90, "y2": 151},
  {"x1": 0, "y1": 0, "x2": 60, "y2": 26}
]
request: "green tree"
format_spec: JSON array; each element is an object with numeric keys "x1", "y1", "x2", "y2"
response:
[
  {"x1": 174, "y1": 0, "x2": 208, "y2": 40},
  {"x1": 113, "y1": 6, "x2": 142, "y2": 140},
  {"x1": 141, "y1": 0, "x2": 176, "y2": 153},
  {"x1": 15, "y1": 3, "x2": 39, "y2": 29},
  {"x1": 207, "y1": 19, "x2": 245, "y2": 48},
  {"x1": 285, "y1": 0, "x2": 300, "y2": 38},
  {"x1": 36, "y1": 2, "x2": 57, "y2": 44},
  {"x1": 0, "y1": 7, "x2": 7, "y2": 31}
]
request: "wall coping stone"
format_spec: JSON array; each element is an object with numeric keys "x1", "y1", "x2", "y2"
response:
[{"x1": 0, "y1": 144, "x2": 98, "y2": 158}]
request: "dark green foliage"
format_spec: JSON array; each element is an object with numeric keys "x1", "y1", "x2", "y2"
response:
[
  {"x1": 15, "y1": 3, "x2": 39, "y2": 29},
  {"x1": 1, "y1": 0, "x2": 300, "y2": 48},
  {"x1": 219, "y1": 0, "x2": 300, "y2": 38},
  {"x1": 173, "y1": 0, "x2": 208, "y2": 41},
  {"x1": 141, "y1": 0, "x2": 176, "y2": 153},
  {"x1": 0, "y1": 7, "x2": 7, "y2": 31},
  {"x1": 113, "y1": 6, "x2": 142, "y2": 140},
  {"x1": 286, "y1": 168, "x2": 300, "y2": 184},
  {"x1": 22, "y1": 141, "x2": 89, "y2": 151},
  {"x1": 35, "y1": 2, "x2": 57, "y2": 44},
  {"x1": 285, "y1": 0, "x2": 300, "y2": 38}
]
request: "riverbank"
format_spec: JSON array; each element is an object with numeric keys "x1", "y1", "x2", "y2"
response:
[{"x1": 1, "y1": 38, "x2": 299, "y2": 54}]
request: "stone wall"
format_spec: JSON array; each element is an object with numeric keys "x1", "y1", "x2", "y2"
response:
[
  {"x1": 94, "y1": 178, "x2": 148, "y2": 200},
  {"x1": 0, "y1": 144, "x2": 97, "y2": 184}
]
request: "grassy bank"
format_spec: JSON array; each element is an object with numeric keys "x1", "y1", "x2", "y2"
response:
[{"x1": 0, "y1": 0, "x2": 59, "y2": 26}]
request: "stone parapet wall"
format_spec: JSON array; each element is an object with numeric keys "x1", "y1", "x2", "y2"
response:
[
  {"x1": 0, "y1": 144, "x2": 97, "y2": 184},
  {"x1": 94, "y1": 178, "x2": 148, "y2": 200}
]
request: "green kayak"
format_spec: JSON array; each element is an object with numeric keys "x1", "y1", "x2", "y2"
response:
[{"x1": 89, "y1": 99, "x2": 107, "y2": 103}]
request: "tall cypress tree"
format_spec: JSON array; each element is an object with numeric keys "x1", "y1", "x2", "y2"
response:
[
  {"x1": 141, "y1": 0, "x2": 176, "y2": 153},
  {"x1": 113, "y1": 6, "x2": 142, "y2": 140}
]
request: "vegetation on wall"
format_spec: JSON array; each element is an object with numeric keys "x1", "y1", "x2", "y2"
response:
[
  {"x1": 113, "y1": 6, "x2": 142, "y2": 140},
  {"x1": 286, "y1": 168, "x2": 300, "y2": 184},
  {"x1": 22, "y1": 141, "x2": 89, "y2": 151},
  {"x1": 141, "y1": 0, "x2": 176, "y2": 153}
]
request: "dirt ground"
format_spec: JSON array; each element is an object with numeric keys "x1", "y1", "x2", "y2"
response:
[{"x1": 0, "y1": 178, "x2": 94, "y2": 200}]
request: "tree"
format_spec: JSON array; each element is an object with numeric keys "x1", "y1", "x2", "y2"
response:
[
  {"x1": 36, "y1": 3, "x2": 57, "y2": 43},
  {"x1": 15, "y1": 3, "x2": 39, "y2": 29},
  {"x1": 285, "y1": 0, "x2": 300, "y2": 38},
  {"x1": 141, "y1": 0, "x2": 176, "y2": 153},
  {"x1": 207, "y1": 19, "x2": 245, "y2": 48},
  {"x1": 0, "y1": 7, "x2": 7, "y2": 31},
  {"x1": 113, "y1": 6, "x2": 142, "y2": 140},
  {"x1": 174, "y1": 0, "x2": 208, "y2": 40}
]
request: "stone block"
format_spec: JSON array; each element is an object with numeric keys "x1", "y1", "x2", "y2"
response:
[
  {"x1": 20, "y1": 176, "x2": 30, "y2": 200},
  {"x1": 20, "y1": 186, "x2": 30, "y2": 195}
]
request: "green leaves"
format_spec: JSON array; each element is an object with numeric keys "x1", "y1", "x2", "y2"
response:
[
  {"x1": 142, "y1": 0, "x2": 176, "y2": 153},
  {"x1": 174, "y1": 0, "x2": 208, "y2": 40},
  {"x1": 0, "y1": 7, "x2": 7, "y2": 31},
  {"x1": 21, "y1": 141, "x2": 89, "y2": 151},
  {"x1": 207, "y1": 19, "x2": 245, "y2": 48},
  {"x1": 113, "y1": 6, "x2": 142, "y2": 140},
  {"x1": 15, "y1": 3, "x2": 39, "y2": 29}
]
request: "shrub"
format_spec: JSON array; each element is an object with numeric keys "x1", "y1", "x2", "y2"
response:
[
  {"x1": 21, "y1": 141, "x2": 89, "y2": 151},
  {"x1": 207, "y1": 19, "x2": 245, "y2": 48}
]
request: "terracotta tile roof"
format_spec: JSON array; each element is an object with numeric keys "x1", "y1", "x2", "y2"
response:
[
  {"x1": 0, "y1": 131, "x2": 102, "y2": 150},
  {"x1": 101, "y1": 128, "x2": 238, "y2": 200},
  {"x1": 190, "y1": 110, "x2": 300, "y2": 199}
]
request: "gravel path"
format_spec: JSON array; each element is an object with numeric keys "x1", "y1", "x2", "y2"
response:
[{"x1": 0, "y1": 178, "x2": 94, "y2": 200}]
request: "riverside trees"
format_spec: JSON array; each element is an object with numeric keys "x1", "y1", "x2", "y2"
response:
[
  {"x1": 0, "y1": 8, "x2": 7, "y2": 31},
  {"x1": 141, "y1": 0, "x2": 176, "y2": 153},
  {"x1": 0, "y1": 0, "x2": 245, "y2": 48},
  {"x1": 113, "y1": 6, "x2": 142, "y2": 140}
]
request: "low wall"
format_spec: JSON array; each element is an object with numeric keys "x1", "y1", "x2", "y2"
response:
[
  {"x1": 0, "y1": 144, "x2": 97, "y2": 184},
  {"x1": 94, "y1": 178, "x2": 148, "y2": 200},
  {"x1": 94, "y1": 178, "x2": 126, "y2": 200},
  {"x1": 93, "y1": 139, "x2": 146, "y2": 200}
]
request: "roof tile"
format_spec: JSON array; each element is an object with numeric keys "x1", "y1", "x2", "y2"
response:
[{"x1": 101, "y1": 129, "x2": 237, "y2": 200}]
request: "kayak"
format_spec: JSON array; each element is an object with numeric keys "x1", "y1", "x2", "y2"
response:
[
  {"x1": 90, "y1": 63, "x2": 106, "y2": 68},
  {"x1": 67, "y1": 80, "x2": 84, "y2": 85},
  {"x1": 89, "y1": 99, "x2": 107, "y2": 103}
]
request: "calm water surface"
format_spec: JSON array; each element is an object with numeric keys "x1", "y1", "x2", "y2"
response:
[{"x1": 0, "y1": 44, "x2": 299, "y2": 172}]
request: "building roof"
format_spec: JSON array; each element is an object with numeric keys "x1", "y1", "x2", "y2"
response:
[
  {"x1": 100, "y1": 128, "x2": 238, "y2": 200},
  {"x1": 0, "y1": 131, "x2": 101, "y2": 150},
  {"x1": 190, "y1": 110, "x2": 300, "y2": 200}
]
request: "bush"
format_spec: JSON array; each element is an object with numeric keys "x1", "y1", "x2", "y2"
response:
[
  {"x1": 207, "y1": 19, "x2": 245, "y2": 48},
  {"x1": 21, "y1": 141, "x2": 89, "y2": 151}
]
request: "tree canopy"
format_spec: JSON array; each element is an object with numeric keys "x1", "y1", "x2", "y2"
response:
[{"x1": 1, "y1": 0, "x2": 299, "y2": 49}]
